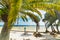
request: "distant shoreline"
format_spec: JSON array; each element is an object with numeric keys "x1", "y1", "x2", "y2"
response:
[{"x1": 0, "y1": 25, "x2": 45, "y2": 27}]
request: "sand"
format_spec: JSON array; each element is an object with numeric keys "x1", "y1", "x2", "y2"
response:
[
  {"x1": 10, "y1": 31, "x2": 57, "y2": 40},
  {"x1": 0, "y1": 26, "x2": 60, "y2": 40}
]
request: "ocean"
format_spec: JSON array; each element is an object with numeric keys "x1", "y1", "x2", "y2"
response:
[
  {"x1": 0, "y1": 25, "x2": 60, "y2": 32},
  {"x1": 0, "y1": 25, "x2": 46, "y2": 32},
  {"x1": 0, "y1": 25, "x2": 44, "y2": 27}
]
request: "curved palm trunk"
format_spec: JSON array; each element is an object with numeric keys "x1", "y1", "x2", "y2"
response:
[
  {"x1": 0, "y1": 22, "x2": 12, "y2": 40},
  {"x1": 56, "y1": 24, "x2": 59, "y2": 33},
  {"x1": 45, "y1": 22, "x2": 47, "y2": 31},
  {"x1": 54, "y1": 21, "x2": 59, "y2": 33},
  {"x1": 56, "y1": 26, "x2": 59, "y2": 32},
  {"x1": 47, "y1": 23, "x2": 56, "y2": 32},
  {"x1": 36, "y1": 23, "x2": 39, "y2": 32},
  {"x1": 45, "y1": 22, "x2": 49, "y2": 32},
  {"x1": 51, "y1": 25, "x2": 56, "y2": 32}
]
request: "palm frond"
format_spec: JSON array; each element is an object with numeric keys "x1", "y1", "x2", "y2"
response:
[
  {"x1": 21, "y1": 15, "x2": 28, "y2": 22},
  {"x1": 27, "y1": 0, "x2": 60, "y2": 16},
  {"x1": 21, "y1": 0, "x2": 42, "y2": 18},
  {"x1": 0, "y1": 2, "x2": 6, "y2": 7},
  {"x1": 8, "y1": 0, "x2": 22, "y2": 27},
  {"x1": 20, "y1": 11, "x2": 40, "y2": 23}
]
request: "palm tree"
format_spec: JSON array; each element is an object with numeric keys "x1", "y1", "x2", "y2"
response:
[
  {"x1": 0, "y1": 0, "x2": 22, "y2": 40},
  {"x1": 43, "y1": 13, "x2": 57, "y2": 33},
  {"x1": 28, "y1": 0, "x2": 60, "y2": 34},
  {"x1": 20, "y1": 11, "x2": 42, "y2": 37},
  {"x1": 44, "y1": 10, "x2": 60, "y2": 34},
  {"x1": 54, "y1": 10, "x2": 60, "y2": 33},
  {"x1": 42, "y1": 20, "x2": 49, "y2": 32},
  {"x1": 18, "y1": 0, "x2": 60, "y2": 34},
  {"x1": 53, "y1": 20, "x2": 60, "y2": 33}
]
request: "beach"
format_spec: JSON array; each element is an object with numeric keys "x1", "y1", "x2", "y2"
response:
[
  {"x1": 10, "y1": 31, "x2": 57, "y2": 40},
  {"x1": 0, "y1": 26, "x2": 60, "y2": 40}
]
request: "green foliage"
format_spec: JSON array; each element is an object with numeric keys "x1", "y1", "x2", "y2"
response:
[
  {"x1": 7, "y1": 0, "x2": 22, "y2": 27},
  {"x1": 20, "y1": 11, "x2": 40, "y2": 23},
  {"x1": 21, "y1": 0, "x2": 42, "y2": 18},
  {"x1": 27, "y1": 0, "x2": 60, "y2": 17},
  {"x1": 0, "y1": 0, "x2": 60, "y2": 27},
  {"x1": 21, "y1": 15, "x2": 28, "y2": 22},
  {"x1": 43, "y1": 12, "x2": 57, "y2": 27}
]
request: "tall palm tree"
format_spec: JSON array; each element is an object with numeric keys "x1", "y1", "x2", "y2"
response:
[
  {"x1": 0, "y1": 0, "x2": 22, "y2": 40},
  {"x1": 28, "y1": 0, "x2": 60, "y2": 34},
  {"x1": 43, "y1": 11, "x2": 60, "y2": 33},
  {"x1": 20, "y1": 11, "x2": 42, "y2": 37},
  {"x1": 54, "y1": 10, "x2": 60, "y2": 33},
  {"x1": 47, "y1": 10, "x2": 60, "y2": 33},
  {"x1": 43, "y1": 13, "x2": 57, "y2": 33}
]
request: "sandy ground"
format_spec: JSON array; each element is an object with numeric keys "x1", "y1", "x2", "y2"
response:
[
  {"x1": 10, "y1": 31, "x2": 57, "y2": 40},
  {"x1": 9, "y1": 31, "x2": 60, "y2": 40},
  {"x1": 0, "y1": 26, "x2": 60, "y2": 40}
]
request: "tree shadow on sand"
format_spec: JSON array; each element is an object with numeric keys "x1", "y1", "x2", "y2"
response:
[{"x1": 21, "y1": 33, "x2": 32, "y2": 36}]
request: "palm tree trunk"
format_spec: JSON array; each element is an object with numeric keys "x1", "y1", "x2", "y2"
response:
[
  {"x1": 0, "y1": 22, "x2": 11, "y2": 40},
  {"x1": 45, "y1": 22, "x2": 49, "y2": 32},
  {"x1": 36, "y1": 23, "x2": 39, "y2": 33},
  {"x1": 56, "y1": 25, "x2": 59, "y2": 32},
  {"x1": 51, "y1": 25, "x2": 55, "y2": 32}
]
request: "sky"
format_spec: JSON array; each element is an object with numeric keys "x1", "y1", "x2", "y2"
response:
[{"x1": 0, "y1": 10, "x2": 46, "y2": 25}]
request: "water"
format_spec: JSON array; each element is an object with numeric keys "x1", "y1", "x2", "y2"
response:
[
  {"x1": 1, "y1": 25, "x2": 60, "y2": 32},
  {"x1": 0, "y1": 25, "x2": 45, "y2": 27}
]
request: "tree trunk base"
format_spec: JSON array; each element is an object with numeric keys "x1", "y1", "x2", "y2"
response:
[
  {"x1": 50, "y1": 32, "x2": 55, "y2": 35},
  {"x1": 33, "y1": 32, "x2": 42, "y2": 37},
  {"x1": 56, "y1": 31, "x2": 60, "y2": 34},
  {"x1": 52, "y1": 30, "x2": 57, "y2": 33},
  {"x1": 0, "y1": 22, "x2": 11, "y2": 40},
  {"x1": 23, "y1": 32, "x2": 27, "y2": 35},
  {"x1": 0, "y1": 33, "x2": 9, "y2": 40},
  {"x1": 45, "y1": 30, "x2": 50, "y2": 33}
]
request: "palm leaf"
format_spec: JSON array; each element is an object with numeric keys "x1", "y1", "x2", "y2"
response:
[
  {"x1": 21, "y1": 15, "x2": 28, "y2": 22},
  {"x1": 7, "y1": 0, "x2": 22, "y2": 27},
  {"x1": 21, "y1": 0, "x2": 42, "y2": 18},
  {"x1": 20, "y1": 11, "x2": 40, "y2": 23},
  {"x1": 27, "y1": 0, "x2": 60, "y2": 16}
]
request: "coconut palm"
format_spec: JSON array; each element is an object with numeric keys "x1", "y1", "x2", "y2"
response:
[
  {"x1": 43, "y1": 11, "x2": 60, "y2": 33},
  {"x1": 20, "y1": 11, "x2": 41, "y2": 37},
  {"x1": 17, "y1": 11, "x2": 40, "y2": 36},
  {"x1": 43, "y1": 13, "x2": 57, "y2": 33},
  {"x1": 28, "y1": 0, "x2": 60, "y2": 34},
  {"x1": 53, "y1": 20, "x2": 60, "y2": 33},
  {"x1": 0, "y1": 0, "x2": 22, "y2": 40},
  {"x1": 54, "y1": 10, "x2": 60, "y2": 33},
  {"x1": 20, "y1": 0, "x2": 42, "y2": 33},
  {"x1": 20, "y1": 0, "x2": 59, "y2": 33},
  {"x1": 48, "y1": 10, "x2": 60, "y2": 33}
]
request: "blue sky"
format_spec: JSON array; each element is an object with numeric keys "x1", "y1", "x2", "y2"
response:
[{"x1": 0, "y1": 10, "x2": 46, "y2": 25}]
